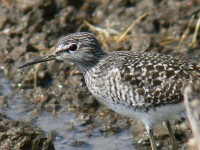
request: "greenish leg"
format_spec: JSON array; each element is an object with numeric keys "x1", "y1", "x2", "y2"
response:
[
  {"x1": 165, "y1": 121, "x2": 179, "y2": 149},
  {"x1": 146, "y1": 125, "x2": 157, "y2": 150}
]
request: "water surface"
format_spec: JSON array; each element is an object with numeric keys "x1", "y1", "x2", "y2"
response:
[{"x1": 0, "y1": 72, "x2": 135, "y2": 150}]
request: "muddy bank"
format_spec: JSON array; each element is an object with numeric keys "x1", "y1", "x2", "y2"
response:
[
  {"x1": 0, "y1": 0, "x2": 200, "y2": 149},
  {"x1": 0, "y1": 112, "x2": 54, "y2": 150}
]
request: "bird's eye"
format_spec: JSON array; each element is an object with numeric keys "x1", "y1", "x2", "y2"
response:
[
  {"x1": 56, "y1": 43, "x2": 78, "y2": 55},
  {"x1": 69, "y1": 43, "x2": 78, "y2": 52}
]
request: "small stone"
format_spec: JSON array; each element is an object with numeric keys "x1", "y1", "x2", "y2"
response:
[
  {"x1": 0, "y1": 96, "x2": 7, "y2": 107},
  {"x1": 70, "y1": 140, "x2": 89, "y2": 148}
]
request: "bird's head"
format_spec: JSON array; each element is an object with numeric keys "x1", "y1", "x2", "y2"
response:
[{"x1": 19, "y1": 32, "x2": 105, "y2": 71}]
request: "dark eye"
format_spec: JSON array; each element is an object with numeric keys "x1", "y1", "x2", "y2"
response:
[
  {"x1": 69, "y1": 43, "x2": 77, "y2": 51},
  {"x1": 56, "y1": 43, "x2": 78, "y2": 55}
]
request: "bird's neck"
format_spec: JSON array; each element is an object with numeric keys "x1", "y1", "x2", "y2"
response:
[
  {"x1": 79, "y1": 55, "x2": 104, "y2": 74},
  {"x1": 78, "y1": 50, "x2": 107, "y2": 73}
]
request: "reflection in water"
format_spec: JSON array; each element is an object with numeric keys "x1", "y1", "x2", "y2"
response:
[{"x1": 0, "y1": 72, "x2": 134, "y2": 150}]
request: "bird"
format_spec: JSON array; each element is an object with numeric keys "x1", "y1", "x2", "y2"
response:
[{"x1": 19, "y1": 32, "x2": 200, "y2": 150}]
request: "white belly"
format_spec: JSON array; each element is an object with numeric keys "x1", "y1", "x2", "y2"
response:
[{"x1": 100, "y1": 98, "x2": 185, "y2": 128}]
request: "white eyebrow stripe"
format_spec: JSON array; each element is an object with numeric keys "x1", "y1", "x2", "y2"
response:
[
  {"x1": 62, "y1": 44, "x2": 70, "y2": 50},
  {"x1": 56, "y1": 43, "x2": 79, "y2": 55},
  {"x1": 56, "y1": 44, "x2": 64, "y2": 52}
]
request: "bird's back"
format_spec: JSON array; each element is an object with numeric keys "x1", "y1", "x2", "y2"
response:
[{"x1": 84, "y1": 51, "x2": 200, "y2": 112}]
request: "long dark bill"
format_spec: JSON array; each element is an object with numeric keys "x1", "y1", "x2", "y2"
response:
[{"x1": 18, "y1": 53, "x2": 56, "y2": 69}]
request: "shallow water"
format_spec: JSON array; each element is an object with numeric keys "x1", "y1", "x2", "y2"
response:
[{"x1": 0, "y1": 72, "x2": 135, "y2": 150}]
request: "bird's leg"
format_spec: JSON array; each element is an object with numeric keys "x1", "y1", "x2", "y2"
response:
[
  {"x1": 146, "y1": 125, "x2": 157, "y2": 150},
  {"x1": 165, "y1": 121, "x2": 179, "y2": 149}
]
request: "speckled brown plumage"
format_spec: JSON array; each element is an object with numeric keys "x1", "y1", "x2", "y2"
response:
[{"x1": 85, "y1": 51, "x2": 199, "y2": 113}]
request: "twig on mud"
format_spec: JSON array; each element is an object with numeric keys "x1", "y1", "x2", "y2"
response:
[
  {"x1": 117, "y1": 13, "x2": 148, "y2": 43},
  {"x1": 84, "y1": 20, "x2": 120, "y2": 51},
  {"x1": 190, "y1": 17, "x2": 200, "y2": 48},
  {"x1": 2, "y1": 0, "x2": 11, "y2": 9},
  {"x1": 158, "y1": 36, "x2": 179, "y2": 46},
  {"x1": 84, "y1": 20, "x2": 120, "y2": 38},
  {"x1": 34, "y1": 64, "x2": 40, "y2": 88},
  {"x1": 33, "y1": 47, "x2": 55, "y2": 88},
  {"x1": 177, "y1": 15, "x2": 194, "y2": 48},
  {"x1": 84, "y1": 13, "x2": 148, "y2": 51},
  {"x1": 20, "y1": 69, "x2": 35, "y2": 88}
]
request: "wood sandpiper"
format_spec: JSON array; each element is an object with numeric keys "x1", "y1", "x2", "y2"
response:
[{"x1": 19, "y1": 32, "x2": 200, "y2": 150}]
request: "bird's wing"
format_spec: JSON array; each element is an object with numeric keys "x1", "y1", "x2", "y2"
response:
[{"x1": 116, "y1": 51, "x2": 199, "y2": 109}]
